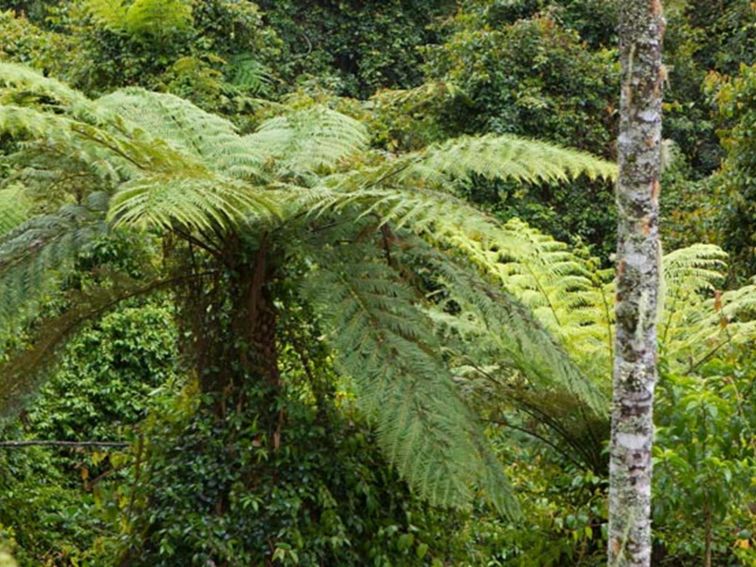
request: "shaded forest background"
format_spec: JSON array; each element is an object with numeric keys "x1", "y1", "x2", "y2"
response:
[{"x1": 0, "y1": 1, "x2": 753, "y2": 565}]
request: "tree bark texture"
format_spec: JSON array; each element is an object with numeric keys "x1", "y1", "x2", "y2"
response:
[{"x1": 609, "y1": 1, "x2": 665, "y2": 566}]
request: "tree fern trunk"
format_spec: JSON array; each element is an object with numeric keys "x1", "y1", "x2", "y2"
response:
[
  {"x1": 608, "y1": 1, "x2": 665, "y2": 566},
  {"x1": 177, "y1": 238, "x2": 282, "y2": 425}
]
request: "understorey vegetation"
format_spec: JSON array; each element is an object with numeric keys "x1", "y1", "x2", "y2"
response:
[{"x1": 0, "y1": 1, "x2": 753, "y2": 566}]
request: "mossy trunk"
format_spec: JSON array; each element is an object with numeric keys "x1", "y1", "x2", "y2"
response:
[
  {"x1": 608, "y1": 1, "x2": 665, "y2": 566},
  {"x1": 176, "y1": 234, "x2": 284, "y2": 450}
]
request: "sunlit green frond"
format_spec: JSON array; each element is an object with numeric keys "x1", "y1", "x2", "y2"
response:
[
  {"x1": 412, "y1": 244, "x2": 608, "y2": 416},
  {"x1": 659, "y1": 246, "x2": 756, "y2": 370},
  {"x1": 243, "y1": 106, "x2": 369, "y2": 175},
  {"x1": 401, "y1": 133, "x2": 617, "y2": 185},
  {"x1": 308, "y1": 183, "x2": 615, "y2": 378},
  {"x1": 663, "y1": 244, "x2": 729, "y2": 294},
  {"x1": 108, "y1": 174, "x2": 280, "y2": 230},
  {"x1": 302, "y1": 245, "x2": 519, "y2": 517},
  {"x1": 97, "y1": 89, "x2": 268, "y2": 180}
]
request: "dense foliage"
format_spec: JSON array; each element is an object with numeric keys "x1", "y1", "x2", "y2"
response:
[{"x1": 0, "y1": 1, "x2": 753, "y2": 566}]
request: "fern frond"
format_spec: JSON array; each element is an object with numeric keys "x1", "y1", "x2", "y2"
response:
[
  {"x1": 108, "y1": 174, "x2": 280, "y2": 230},
  {"x1": 402, "y1": 133, "x2": 617, "y2": 185},
  {"x1": 96, "y1": 89, "x2": 268, "y2": 181},
  {"x1": 0, "y1": 103, "x2": 199, "y2": 180},
  {"x1": 0, "y1": 61, "x2": 95, "y2": 119},
  {"x1": 308, "y1": 183, "x2": 615, "y2": 379},
  {"x1": 243, "y1": 106, "x2": 369, "y2": 176},
  {"x1": 0, "y1": 193, "x2": 109, "y2": 327},
  {"x1": 302, "y1": 245, "x2": 519, "y2": 517},
  {"x1": 411, "y1": 244, "x2": 608, "y2": 416},
  {"x1": 227, "y1": 54, "x2": 273, "y2": 95},
  {"x1": 0, "y1": 184, "x2": 31, "y2": 236},
  {"x1": 0, "y1": 274, "x2": 172, "y2": 417},
  {"x1": 663, "y1": 244, "x2": 729, "y2": 294},
  {"x1": 659, "y1": 244, "x2": 756, "y2": 370}
]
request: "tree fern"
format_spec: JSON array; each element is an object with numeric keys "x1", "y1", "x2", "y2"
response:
[
  {"x1": 86, "y1": 0, "x2": 193, "y2": 38},
  {"x1": 0, "y1": 64, "x2": 629, "y2": 514}
]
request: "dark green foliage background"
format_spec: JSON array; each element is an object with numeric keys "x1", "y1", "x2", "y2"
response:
[{"x1": 0, "y1": 1, "x2": 753, "y2": 566}]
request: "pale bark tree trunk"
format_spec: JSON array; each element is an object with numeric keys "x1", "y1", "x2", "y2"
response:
[{"x1": 608, "y1": 1, "x2": 665, "y2": 566}]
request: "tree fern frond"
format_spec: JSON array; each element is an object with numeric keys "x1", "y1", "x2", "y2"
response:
[
  {"x1": 108, "y1": 174, "x2": 280, "y2": 230},
  {"x1": 0, "y1": 184, "x2": 31, "y2": 236},
  {"x1": 660, "y1": 278, "x2": 756, "y2": 370},
  {"x1": 308, "y1": 184, "x2": 615, "y2": 378},
  {"x1": 302, "y1": 245, "x2": 519, "y2": 517},
  {"x1": 0, "y1": 62, "x2": 96, "y2": 119},
  {"x1": 402, "y1": 133, "x2": 617, "y2": 185},
  {"x1": 409, "y1": 243, "x2": 608, "y2": 416},
  {"x1": 0, "y1": 103, "x2": 199, "y2": 180},
  {"x1": 663, "y1": 244, "x2": 729, "y2": 294},
  {"x1": 96, "y1": 89, "x2": 268, "y2": 181},
  {"x1": 243, "y1": 106, "x2": 369, "y2": 176},
  {"x1": 0, "y1": 193, "x2": 109, "y2": 327}
]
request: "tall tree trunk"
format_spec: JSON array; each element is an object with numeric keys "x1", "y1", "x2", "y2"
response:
[{"x1": 608, "y1": 1, "x2": 665, "y2": 566}]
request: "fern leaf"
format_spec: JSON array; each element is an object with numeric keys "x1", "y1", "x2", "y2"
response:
[
  {"x1": 243, "y1": 106, "x2": 369, "y2": 176},
  {"x1": 402, "y1": 133, "x2": 617, "y2": 185},
  {"x1": 411, "y1": 243, "x2": 608, "y2": 416},
  {"x1": 96, "y1": 89, "x2": 268, "y2": 181},
  {"x1": 108, "y1": 174, "x2": 280, "y2": 230},
  {"x1": 0, "y1": 184, "x2": 31, "y2": 236},
  {"x1": 0, "y1": 193, "x2": 109, "y2": 327},
  {"x1": 302, "y1": 245, "x2": 519, "y2": 517},
  {"x1": 0, "y1": 275, "x2": 171, "y2": 416}
]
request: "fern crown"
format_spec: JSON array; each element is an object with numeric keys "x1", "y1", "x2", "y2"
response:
[{"x1": 10, "y1": 63, "x2": 735, "y2": 515}]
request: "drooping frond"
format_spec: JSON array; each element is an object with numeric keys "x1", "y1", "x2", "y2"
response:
[
  {"x1": 0, "y1": 103, "x2": 199, "y2": 182},
  {"x1": 0, "y1": 192, "x2": 109, "y2": 327},
  {"x1": 0, "y1": 184, "x2": 31, "y2": 236},
  {"x1": 302, "y1": 244, "x2": 519, "y2": 517},
  {"x1": 243, "y1": 106, "x2": 369, "y2": 177},
  {"x1": 408, "y1": 243, "x2": 608, "y2": 416},
  {"x1": 0, "y1": 68, "x2": 282, "y2": 233},
  {"x1": 308, "y1": 182, "x2": 615, "y2": 379}
]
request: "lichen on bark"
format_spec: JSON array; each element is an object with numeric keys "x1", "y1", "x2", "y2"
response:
[{"x1": 608, "y1": 0, "x2": 666, "y2": 566}]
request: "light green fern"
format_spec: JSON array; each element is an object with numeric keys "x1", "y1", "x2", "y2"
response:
[
  {"x1": 0, "y1": 64, "x2": 625, "y2": 514},
  {"x1": 86, "y1": 0, "x2": 193, "y2": 37}
]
